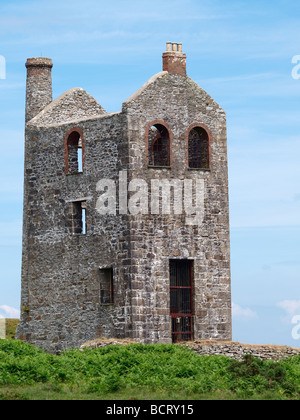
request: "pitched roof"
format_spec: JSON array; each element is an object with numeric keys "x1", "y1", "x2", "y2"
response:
[
  {"x1": 28, "y1": 87, "x2": 107, "y2": 127},
  {"x1": 122, "y1": 71, "x2": 224, "y2": 113}
]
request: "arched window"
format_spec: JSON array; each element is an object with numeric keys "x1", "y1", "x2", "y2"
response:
[
  {"x1": 148, "y1": 124, "x2": 170, "y2": 167},
  {"x1": 65, "y1": 130, "x2": 83, "y2": 174},
  {"x1": 188, "y1": 126, "x2": 210, "y2": 169}
]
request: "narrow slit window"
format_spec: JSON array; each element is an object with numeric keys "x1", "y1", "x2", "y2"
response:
[
  {"x1": 188, "y1": 127, "x2": 209, "y2": 169},
  {"x1": 71, "y1": 201, "x2": 87, "y2": 235},
  {"x1": 99, "y1": 268, "x2": 114, "y2": 304},
  {"x1": 77, "y1": 137, "x2": 83, "y2": 173},
  {"x1": 81, "y1": 207, "x2": 86, "y2": 235},
  {"x1": 148, "y1": 124, "x2": 170, "y2": 167}
]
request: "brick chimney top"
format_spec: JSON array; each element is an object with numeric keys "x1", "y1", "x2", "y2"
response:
[{"x1": 163, "y1": 42, "x2": 186, "y2": 75}]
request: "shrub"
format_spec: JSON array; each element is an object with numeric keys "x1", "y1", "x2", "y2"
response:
[
  {"x1": 228, "y1": 354, "x2": 297, "y2": 396},
  {"x1": 0, "y1": 340, "x2": 299, "y2": 399}
]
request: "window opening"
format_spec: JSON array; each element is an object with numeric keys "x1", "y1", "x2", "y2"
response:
[
  {"x1": 99, "y1": 268, "x2": 114, "y2": 304},
  {"x1": 188, "y1": 127, "x2": 209, "y2": 169},
  {"x1": 66, "y1": 131, "x2": 83, "y2": 173},
  {"x1": 81, "y1": 207, "x2": 86, "y2": 235},
  {"x1": 71, "y1": 201, "x2": 86, "y2": 235},
  {"x1": 148, "y1": 124, "x2": 170, "y2": 167},
  {"x1": 77, "y1": 137, "x2": 83, "y2": 173}
]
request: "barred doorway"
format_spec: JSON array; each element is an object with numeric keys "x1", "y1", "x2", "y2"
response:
[{"x1": 170, "y1": 260, "x2": 193, "y2": 343}]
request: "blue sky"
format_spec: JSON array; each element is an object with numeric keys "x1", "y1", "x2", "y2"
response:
[{"x1": 0, "y1": 0, "x2": 300, "y2": 347}]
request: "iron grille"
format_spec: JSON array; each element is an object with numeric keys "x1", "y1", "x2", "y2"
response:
[{"x1": 170, "y1": 260, "x2": 193, "y2": 343}]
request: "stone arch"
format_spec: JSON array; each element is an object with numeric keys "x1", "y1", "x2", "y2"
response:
[{"x1": 64, "y1": 127, "x2": 84, "y2": 174}]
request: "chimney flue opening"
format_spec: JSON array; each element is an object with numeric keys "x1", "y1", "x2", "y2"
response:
[
  {"x1": 167, "y1": 42, "x2": 182, "y2": 53},
  {"x1": 163, "y1": 42, "x2": 186, "y2": 75},
  {"x1": 165, "y1": 42, "x2": 183, "y2": 53}
]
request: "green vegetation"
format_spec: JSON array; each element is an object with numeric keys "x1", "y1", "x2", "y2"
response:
[
  {"x1": 0, "y1": 339, "x2": 299, "y2": 400},
  {"x1": 5, "y1": 319, "x2": 19, "y2": 340}
]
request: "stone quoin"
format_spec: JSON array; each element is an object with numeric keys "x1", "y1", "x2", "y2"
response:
[{"x1": 16, "y1": 43, "x2": 232, "y2": 352}]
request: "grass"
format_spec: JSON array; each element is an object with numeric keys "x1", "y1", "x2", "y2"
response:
[
  {"x1": 0, "y1": 339, "x2": 299, "y2": 400},
  {"x1": 5, "y1": 319, "x2": 19, "y2": 340}
]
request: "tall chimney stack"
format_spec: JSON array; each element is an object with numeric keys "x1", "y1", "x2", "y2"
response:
[
  {"x1": 162, "y1": 42, "x2": 186, "y2": 75},
  {"x1": 25, "y1": 57, "x2": 53, "y2": 123}
]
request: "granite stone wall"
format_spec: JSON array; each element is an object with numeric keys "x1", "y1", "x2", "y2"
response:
[
  {"x1": 17, "y1": 112, "x2": 133, "y2": 352},
  {"x1": 17, "y1": 46, "x2": 232, "y2": 352},
  {"x1": 80, "y1": 338, "x2": 300, "y2": 361},
  {"x1": 184, "y1": 341, "x2": 300, "y2": 361},
  {"x1": 123, "y1": 71, "x2": 231, "y2": 343}
]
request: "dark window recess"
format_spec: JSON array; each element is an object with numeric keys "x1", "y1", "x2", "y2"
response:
[
  {"x1": 70, "y1": 201, "x2": 86, "y2": 235},
  {"x1": 67, "y1": 131, "x2": 83, "y2": 173},
  {"x1": 99, "y1": 268, "x2": 114, "y2": 304},
  {"x1": 170, "y1": 260, "x2": 193, "y2": 343},
  {"x1": 188, "y1": 127, "x2": 209, "y2": 169},
  {"x1": 148, "y1": 124, "x2": 170, "y2": 167}
]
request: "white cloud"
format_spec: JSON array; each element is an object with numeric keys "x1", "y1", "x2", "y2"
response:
[
  {"x1": 232, "y1": 302, "x2": 257, "y2": 318},
  {"x1": 0, "y1": 305, "x2": 20, "y2": 319},
  {"x1": 232, "y1": 302, "x2": 257, "y2": 319},
  {"x1": 277, "y1": 300, "x2": 300, "y2": 318}
]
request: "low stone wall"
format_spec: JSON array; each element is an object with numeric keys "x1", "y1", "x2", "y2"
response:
[
  {"x1": 80, "y1": 337, "x2": 138, "y2": 350},
  {"x1": 184, "y1": 340, "x2": 300, "y2": 361},
  {"x1": 80, "y1": 338, "x2": 300, "y2": 361}
]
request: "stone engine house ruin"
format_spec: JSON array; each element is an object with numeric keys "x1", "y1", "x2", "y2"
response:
[{"x1": 17, "y1": 43, "x2": 232, "y2": 352}]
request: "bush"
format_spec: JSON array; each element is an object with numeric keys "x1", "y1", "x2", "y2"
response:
[
  {"x1": 228, "y1": 354, "x2": 297, "y2": 396},
  {"x1": 0, "y1": 340, "x2": 299, "y2": 399}
]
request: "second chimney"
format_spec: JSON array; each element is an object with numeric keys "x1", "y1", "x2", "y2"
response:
[
  {"x1": 25, "y1": 57, "x2": 53, "y2": 123},
  {"x1": 163, "y1": 43, "x2": 186, "y2": 75}
]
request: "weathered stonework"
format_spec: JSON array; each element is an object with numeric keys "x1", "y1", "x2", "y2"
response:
[
  {"x1": 17, "y1": 44, "x2": 232, "y2": 353},
  {"x1": 25, "y1": 58, "x2": 53, "y2": 123},
  {"x1": 184, "y1": 341, "x2": 300, "y2": 361}
]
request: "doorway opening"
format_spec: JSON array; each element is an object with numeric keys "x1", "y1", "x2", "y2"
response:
[{"x1": 170, "y1": 259, "x2": 193, "y2": 343}]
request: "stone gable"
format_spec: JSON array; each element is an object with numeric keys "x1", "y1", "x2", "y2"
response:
[{"x1": 17, "y1": 44, "x2": 232, "y2": 353}]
